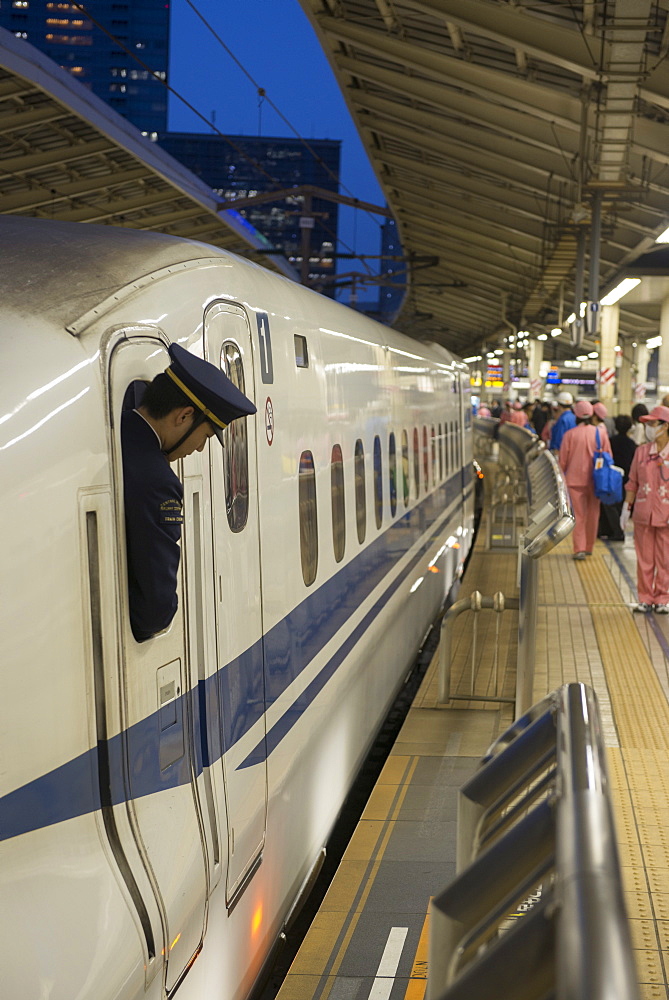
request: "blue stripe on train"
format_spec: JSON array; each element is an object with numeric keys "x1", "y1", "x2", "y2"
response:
[{"x1": 0, "y1": 473, "x2": 471, "y2": 841}]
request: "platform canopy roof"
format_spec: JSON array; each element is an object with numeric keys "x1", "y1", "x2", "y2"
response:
[
  {"x1": 300, "y1": 0, "x2": 669, "y2": 357},
  {"x1": 0, "y1": 28, "x2": 297, "y2": 282}
]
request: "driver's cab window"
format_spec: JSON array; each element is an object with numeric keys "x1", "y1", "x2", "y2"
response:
[{"x1": 220, "y1": 341, "x2": 249, "y2": 533}]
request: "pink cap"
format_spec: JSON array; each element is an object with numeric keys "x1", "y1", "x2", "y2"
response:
[
  {"x1": 573, "y1": 400, "x2": 593, "y2": 418},
  {"x1": 593, "y1": 402, "x2": 608, "y2": 420},
  {"x1": 640, "y1": 405, "x2": 669, "y2": 423}
]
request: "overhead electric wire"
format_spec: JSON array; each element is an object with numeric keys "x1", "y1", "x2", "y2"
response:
[
  {"x1": 69, "y1": 1, "x2": 374, "y2": 273},
  {"x1": 182, "y1": 0, "x2": 385, "y2": 236}
]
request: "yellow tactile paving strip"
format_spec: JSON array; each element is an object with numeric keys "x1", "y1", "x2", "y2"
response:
[{"x1": 543, "y1": 537, "x2": 669, "y2": 996}]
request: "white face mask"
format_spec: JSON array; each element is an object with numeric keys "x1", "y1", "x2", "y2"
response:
[{"x1": 646, "y1": 424, "x2": 659, "y2": 443}]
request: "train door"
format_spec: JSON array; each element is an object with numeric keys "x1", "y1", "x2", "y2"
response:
[
  {"x1": 108, "y1": 332, "x2": 209, "y2": 993},
  {"x1": 204, "y1": 301, "x2": 268, "y2": 904}
]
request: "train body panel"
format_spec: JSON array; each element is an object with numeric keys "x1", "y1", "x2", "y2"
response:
[{"x1": 0, "y1": 217, "x2": 473, "y2": 1000}]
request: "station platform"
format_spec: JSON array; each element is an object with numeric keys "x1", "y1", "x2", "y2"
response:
[{"x1": 274, "y1": 519, "x2": 669, "y2": 1000}]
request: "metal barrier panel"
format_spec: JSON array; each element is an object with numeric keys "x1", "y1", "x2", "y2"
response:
[{"x1": 428, "y1": 683, "x2": 640, "y2": 1000}]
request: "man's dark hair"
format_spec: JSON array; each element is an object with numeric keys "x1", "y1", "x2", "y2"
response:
[
  {"x1": 632, "y1": 402, "x2": 648, "y2": 423},
  {"x1": 614, "y1": 414, "x2": 632, "y2": 435},
  {"x1": 141, "y1": 372, "x2": 193, "y2": 419}
]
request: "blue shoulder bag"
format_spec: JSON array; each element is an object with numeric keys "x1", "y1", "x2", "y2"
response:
[{"x1": 592, "y1": 427, "x2": 623, "y2": 504}]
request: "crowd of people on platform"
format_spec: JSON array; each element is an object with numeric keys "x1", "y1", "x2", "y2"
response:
[{"x1": 478, "y1": 392, "x2": 669, "y2": 615}]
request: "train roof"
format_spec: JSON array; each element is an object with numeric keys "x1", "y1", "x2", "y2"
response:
[
  {"x1": 0, "y1": 215, "x2": 233, "y2": 331},
  {"x1": 0, "y1": 216, "x2": 465, "y2": 368}
]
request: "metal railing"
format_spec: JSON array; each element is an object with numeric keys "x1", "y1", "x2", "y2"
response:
[
  {"x1": 439, "y1": 422, "x2": 573, "y2": 717},
  {"x1": 428, "y1": 683, "x2": 639, "y2": 1000}
]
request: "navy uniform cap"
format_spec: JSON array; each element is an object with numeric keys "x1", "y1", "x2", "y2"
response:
[{"x1": 166, "y1": 343, "x2": 257, "y2": 442}]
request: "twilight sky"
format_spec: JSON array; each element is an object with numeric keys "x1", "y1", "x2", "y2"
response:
[{"x1": 167, "y1": 0, "x2": 387, "y2": 303}]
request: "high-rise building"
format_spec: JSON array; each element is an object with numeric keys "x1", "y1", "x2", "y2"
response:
[
  {"x1": 158, "y1": 132, "x2": 341, "y2": 295},
  {"x1": 0, "y1": 0, "x2": 169, "y2": 132}
]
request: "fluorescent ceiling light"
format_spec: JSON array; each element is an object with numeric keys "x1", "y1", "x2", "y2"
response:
[
  {"x1": 588, "y1": 352, "x2": 599, "y2": 359},
  {"x1": 537, "y1": 334, "x2": 548, "y2": 341},
  {"x1": 601, "y1": 278, "x2": 641, "y2": 306},
  {"x1": 550, "y1": 328, "x2": 562, "y2": 337},
  {"x1": 577, "y1": 355, "x2": 589, "y2": 361},
  {"x1": 656, "y1": 226, "x2": 669, "y2": 243},
  {"x1": 646, "y1": 335, "x2": 663, "y2": 350},
  {"x1": 463, "y1": 355, "x2": 482, "y2": 363}
]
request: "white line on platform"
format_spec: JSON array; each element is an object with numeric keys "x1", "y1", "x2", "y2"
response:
[{"x1": 368, "y1": 926, "x2": 409, "y2": 1000}]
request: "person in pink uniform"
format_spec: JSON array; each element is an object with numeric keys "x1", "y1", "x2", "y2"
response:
[
  {"x1": 508, "y1": 401, "x2": 530, "y2": 427},
  {"x1": 559, "y1": 400, "x2": 612, "y2": 560},
  {"x1": 620, "y1": 405, "x2": 669, "y2": 614},
  {"x1": 499, "y1": 399, "x2": 513, "y2": 423}
]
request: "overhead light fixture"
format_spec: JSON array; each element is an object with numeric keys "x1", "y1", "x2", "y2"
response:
[
  {"x1": 600, "y1": 278, "x2": 641, "y2": 306},
  {"x1": 494, "y1": 349, "x2": 504, "y2": 355},
  {"x1": 588, "y1": 352, "x2": 599, "y2": 359},
  {"x1": 551, "y1": 329, "x2": 562, "y2": 337},
  {"x1": 564, "y1": 359, "x2": 581, "y2": 368},
  {"x1": 463, "y1": 355, "x2": 483, "y2": 363},
  {"x1": 646, "y1": 335, "x2": 663, "y2": 350},
  {"x1": 566, "y1": 312, "x2": 576, "y2": 325},
  {"x1": 537, "y1": 334, "x2": 548, "y2": 341},
  {"x1": 576, "y1": 355, "x2": 589, "y2": 362},
  {"x1": 656, "y1": 225, "x2": 669, "y2": 243}
]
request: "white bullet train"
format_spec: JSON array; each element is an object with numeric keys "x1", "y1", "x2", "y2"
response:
[{"x1": 0, "y1": 216, "x2": 474, "y2": 1000}]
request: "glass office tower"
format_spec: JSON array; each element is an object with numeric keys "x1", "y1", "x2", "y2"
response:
[
  {"x1": 158, "y1": 132, "x2": 341, "y2": 295},
  {"x1": 0, "y1": 0, "x2": 169, "y2": 132}
]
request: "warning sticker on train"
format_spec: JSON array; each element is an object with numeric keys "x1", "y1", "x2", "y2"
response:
[{"x1": 265, "y1": 396, "x2": 274, "y2": 446}]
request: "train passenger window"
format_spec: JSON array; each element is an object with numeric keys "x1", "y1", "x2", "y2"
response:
[
  {"x1": 299, "y1": 451, "x2": 318, "y2": 586},
  {"x1": 331, "y1": 444, "x2": 345, "y2": 563},
  {"x1": 388, "y1": 432, "x2": 397, "y2": 518},
  {"x1": 401, "y1": 430, "x2": 410, "y2": 507},
  {"x1": 422, "y1": 426, "x2": 429, "y2": 490},
  {"x1": 413, "y1": 428, "x2": 420, "y2": 497},
  {"x1": 431, "y1": 426, "x2": 436, "y2": 485},
  {"x1": 220, "y1": 342, "x2": 249, "y2": 532},
  {"x1": 438, "y1": 423, "x2": 443, "y2": 480},
  {"x1": 373, "y1": 435, "x2": 383, "y2": 529},
  {"x1": 294, "y1": 334, "x2": 309, "y2": 368},
  {"x1": 354, "y1": 439, "x2": 366, "y2": 544}
]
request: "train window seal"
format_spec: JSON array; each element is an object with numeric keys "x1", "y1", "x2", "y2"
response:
[
  {"x1": 294, "y1": 334, "x2": 309, "y2": 368},
  {"x1": 388, "y1": 432, "x2": 397, "y2": 518},
  {"x1": 413, "y1": 427, "x2": 420, "y2": 498},
  {"x1": 331, "y1": 443, "x2": 345, "y2": 563},
  {"x1": 354, "y1": 439, "x2": 366, "y2": 544},
  {"x1": 401, "y1": 429, "x2": 409, "y2": 508},
  {"x1": 373, "y1": 435, "x2": 383, "y2": 529},
  {"x1": 220, "y1": 341, "x2": 249, "y2": 533},
  {"x1": 298, "y1": 450, "x2": 318, "y2": 586}
]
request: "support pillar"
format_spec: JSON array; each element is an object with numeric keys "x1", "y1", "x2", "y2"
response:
[
  {"x1": 502, "y1": 353, "x2": 511, "y2": 398},
  {"x1": 658, "y1": 296, "x2": 669, "y2": 401},
  {"x1": 598, "y1": 304, "x2": 619, "y2": 407},
  {"x1": 634, "y1": 343, "x2": 650, "y2": 405},
  {"x1": 527, "y1": 340, "x2": 544, "y2": 400},
  {"x1": 617, "y1": 341, "x2": 633, "y2": 416}
]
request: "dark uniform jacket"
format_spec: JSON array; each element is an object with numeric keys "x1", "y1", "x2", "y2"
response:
[{"x1": 121, "y1": 409, "x2": 183, "y2": 641}]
